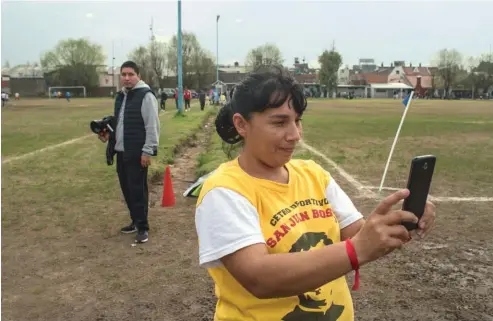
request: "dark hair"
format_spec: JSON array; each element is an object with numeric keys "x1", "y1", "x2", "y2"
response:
[
  {"x1": 215, "y1": 65, "x2": 307, "y2": 157},
  {"x1": 120, "y1": 61, "x2": 140, "y2": 75}
]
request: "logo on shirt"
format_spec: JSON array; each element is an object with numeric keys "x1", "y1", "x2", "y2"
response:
[
  {"x1": 281, "y1": 232, "x2": 345, "y2": 321},
  {"x1": 266, "y1": 200, "x2": 337, "y2": 249}
]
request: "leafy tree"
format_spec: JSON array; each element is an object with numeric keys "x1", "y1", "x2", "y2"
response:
[
  {"x1": 318, "y1": 49, "x2": 342, "y2": 98},
  {"x1": 41, "y1": 38, "x2": 105, "y2": 87}
]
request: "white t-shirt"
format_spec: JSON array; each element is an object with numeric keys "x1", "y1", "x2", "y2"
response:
[{"x1": 195, "y1": 175, "x2": 363, "y2": 268}]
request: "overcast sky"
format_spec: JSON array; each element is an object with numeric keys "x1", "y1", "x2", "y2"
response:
[{"x1": 2, "y1": 0, "x2": 492, "y2": 69}]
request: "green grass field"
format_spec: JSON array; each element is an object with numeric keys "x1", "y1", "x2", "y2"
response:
[
  {"x1": 303, "y1": 99, "x2": 493, "y2": 197},
  {"x1": 1, "y1": 98, "x2": 212, "y2": 248},
  {"x1": 198, "y1": 99, "x2": 493, "y2": 198},
  {"x1": 1, "y1": 99, "x2": 116, "y2": 157}
]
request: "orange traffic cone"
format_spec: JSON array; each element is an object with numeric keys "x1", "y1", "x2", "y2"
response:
[{"x1": 161, "y1": 165, "x2": 176, "y2": 207}]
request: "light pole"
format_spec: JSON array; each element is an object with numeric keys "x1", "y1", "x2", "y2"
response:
[
  {"x1": 112, "y1": 40, "x2": 115, "y2": 94},
  {"x1": 177, "y1": 0, "x2": 184, "y2": 114},
  {"x1": 111, "y1": 39, "x2": 123, "y2": 93},
  {"x1": 216, "y1": 15, "x2": 220, "y2": 84}
]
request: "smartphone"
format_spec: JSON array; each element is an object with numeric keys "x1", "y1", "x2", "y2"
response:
[{"x1": 401, "y1": 155, "x2": 436, "y2": 231}]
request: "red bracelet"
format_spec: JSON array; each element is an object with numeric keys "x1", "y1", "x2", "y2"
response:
[{"x1": 345, "y1": 238, "x2": 360, "y2": 291}]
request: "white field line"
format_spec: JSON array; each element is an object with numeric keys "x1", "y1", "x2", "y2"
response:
[
  {"x1": 2, "y1": 111, "x2": 168, "y2": 165},
  {"x1": 300, "y1": 141, "x2": 493, "y2": 203},
  {"x1": 429, "y1": 196, "x2": 493, "y2": 202},
  {"x1": 363, "y1": 186, "x2": 401, "y2": 192},
  {"x1": 2, "y1": 134, "x2": 93, "y2": 164},
  {"x1": 299, "y1": 140, "x2": 377, "y2": 199},
  {"x1": 363, "y1": 185, "x2": 493, "y2": 202}
]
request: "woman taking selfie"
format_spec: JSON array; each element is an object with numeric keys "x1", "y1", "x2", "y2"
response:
[{"x1": 194, "y1": 66, "x2": 436, "y2": 321}]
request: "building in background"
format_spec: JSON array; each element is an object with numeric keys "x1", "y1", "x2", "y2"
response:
[
  {"x1": 1, "y1": 71, "x2": 11, "y2": 94},
  {"x1": 2, "y1": 64, "x2": 46, "y2": 97},
  {"x1": 212, "y1": 61, "x2": 248, "y2": 92},
  {"x1": 98, "y1": 66, "x2": 120, "y2": 95}
]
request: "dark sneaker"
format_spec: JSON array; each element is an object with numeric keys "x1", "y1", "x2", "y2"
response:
[
  {"x1": 135, "y1": 230, "x2": 149, "y2": 243},
  {"x1": 120, "y1": 223, "x2": 137, "y2": 234}
]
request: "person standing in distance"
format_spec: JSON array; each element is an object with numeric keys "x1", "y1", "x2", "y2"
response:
[
  {"x1": 99, "y1": 61, "x2": 160, "y2": 243},
  {"x1": 184, "y1": 87, "x2": 192, "y2": 112},
  {"x1": 160, "y1": 89, "x2": 168, "y2": 111},
  {"x1": 199, "y1": 89, "x2": 206, "y2": 111}
]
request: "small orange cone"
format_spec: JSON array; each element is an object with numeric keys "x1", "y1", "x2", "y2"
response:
[{"x1": 161, "y1": 165, "x2": 176, "y2": 207}]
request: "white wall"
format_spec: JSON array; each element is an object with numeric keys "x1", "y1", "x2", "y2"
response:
[
  {"x1": 387, "y1": 66, "x2": 406, "y2": 83},
  {"x1": 336, "y1": 87, "x2": 367, "y2": 98},
  {"x1": 98, "y1": 72, "x2": 120, "y2": 90},
  {"x1": 372, "y1": 89, "x2": 396, "y2": 98},
  {"x1": 338, "y1": 66, "x2": 350, "y2": 85}
]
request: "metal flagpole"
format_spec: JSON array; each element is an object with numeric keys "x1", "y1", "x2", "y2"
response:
[
  {"x1": 177, "y1": 0, "x2": 184, "y2": 114},
  {"x1": 112, "y1": 40, "x2": 115, "y2": 93},
  {"x1": 216, "y1": 15, "x2": 220, "y2": 83},
  {"x1": 378, "y1": 91, "x2": 415, "y2": 192}
]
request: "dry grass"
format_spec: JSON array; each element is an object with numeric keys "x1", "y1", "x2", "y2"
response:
[
  {"x1": 2, "y1": 97, "x2": 493, "y2": 320},
  {"x1": 1, "y1": 98, "x2": 214, "y2": 321},
  {"x1": 301, "y1": 99, "x2": 493, "y2": 197}
]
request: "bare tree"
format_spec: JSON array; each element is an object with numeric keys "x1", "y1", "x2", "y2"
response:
[
  {"x1": 148, "y1": 41, "x2": 167, "y2": 89},
  {"x1": 465, "y1": 53, "x2": 493, "y2": 98},
  {"x1": 433, "y1": 49, "x2": 463, "y2": 98},
  {"x1": 245, "y1": 43, "x2": 283, "y2": 70},
  {"x1": 167, "y1": 32, "x2": 215, "y2": 88},
  {"x1": 128, "y1": 46, "x2": 155, "y2": 86},
  {"x1": 191, "y1": 48, "x2": 215, "y2": 89}
]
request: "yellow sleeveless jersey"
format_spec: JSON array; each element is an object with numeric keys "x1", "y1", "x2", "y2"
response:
[{"x1": 196, "y1": 158, "x2": 355, "y2": 321}]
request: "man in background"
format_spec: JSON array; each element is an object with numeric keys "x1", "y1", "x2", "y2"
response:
[
  {"x1": 199, "y1": 89, "x2": 206, "y2": 111},
  {"x1": 99, "y1": 61, "x2": 160, "y2": 243},
  {"x1": 183, "y1": 87, "x2": 191, "y2": 111},
  {"x1": 160, "y1": 90, "x2": 168, "y2": 111},
  {"x1": 174, "y1": 88, "x2": 179, "y2": 110},
  {"x1": 1, "y1": 92, "x2": 8, "y2": 107}
]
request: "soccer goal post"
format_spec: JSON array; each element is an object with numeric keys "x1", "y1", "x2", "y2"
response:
[{"x1": 48, "y1": 86, "x2": 87, "y2": 98}]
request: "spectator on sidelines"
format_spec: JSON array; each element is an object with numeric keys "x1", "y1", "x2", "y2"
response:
[
  {"x1": 1, "y1": 92, "x2": 8, "y2": 107},
  {"x1": 174, "y1": 88, "x2": 179, "y2": 110},
  {"x1": 214, "y1": 90, "x2": 219, "y2": 105},
  {"x1": 194, "y1": 66, "x2": 437, "y2": 320},
  {"x1": 209, "y1": 89, "x2": 214, "y2": 105},
  {"x1": 219, "y1": 92, "x2": 226, "y2": 105},
  {"x1": 199, "y1": 89, "x2": 206, "y2": 111},
  {"x1": 184, "y1": 87, "x2": 192, "y2": 111},
  {"x1": 98, "y1": 60, "x2": 160, "y2": 244},
  {"x1": 160, "y1": 90, "x2": 168, "y2": 111}
]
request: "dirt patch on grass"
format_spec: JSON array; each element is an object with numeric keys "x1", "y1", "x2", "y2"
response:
[
  {"x1": 302, "y1": 144, "x2": 493, "y2": 320},
  {"x1": 349, "y1": 198, "x2": 493, "y2": 321},
  {"x1": 142, "y1": 115, "x2": 217, "y2": 321},
  {"x1": 1, "y1": 112, "x2": 217, "y2": 321}
]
